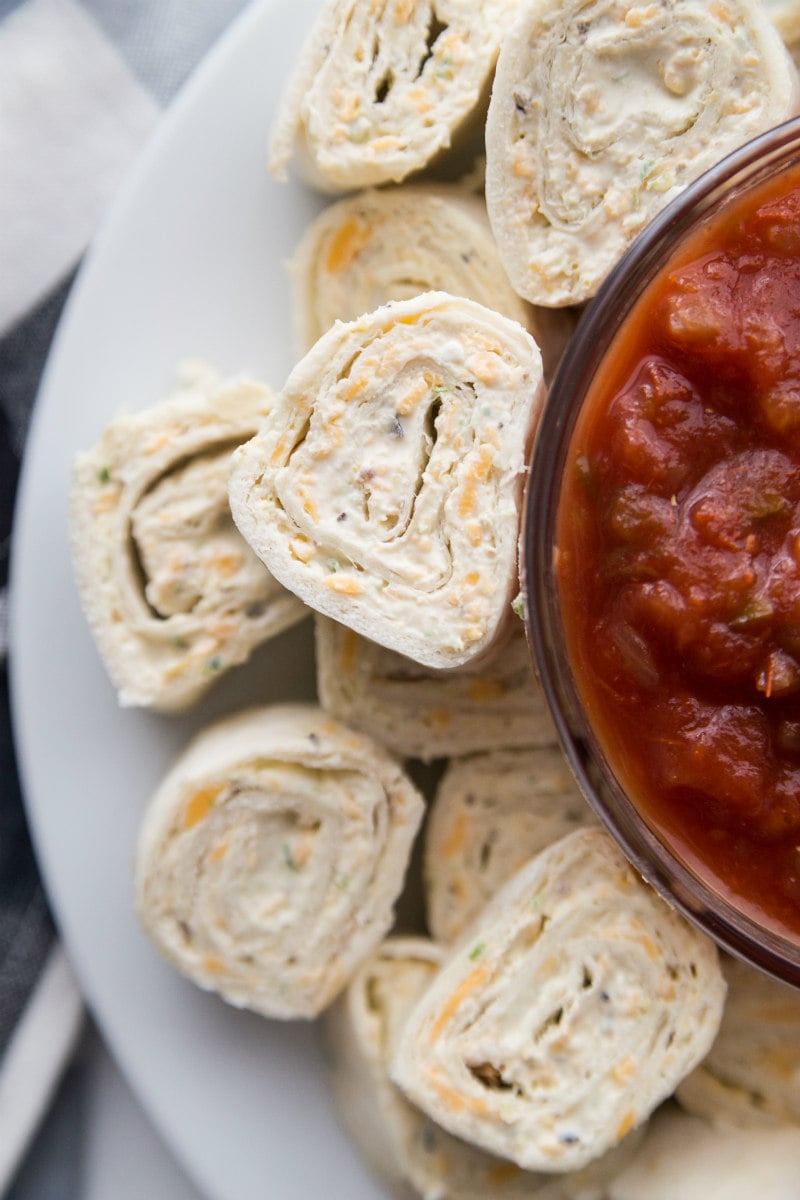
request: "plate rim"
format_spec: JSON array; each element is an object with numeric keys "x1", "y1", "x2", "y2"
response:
[{"x1": 6, "y1": 2, "x2": 378, "y2": 1198}]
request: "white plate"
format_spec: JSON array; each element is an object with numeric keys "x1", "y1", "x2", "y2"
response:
[{"x1": 9, "y1": 1, "x2": 393, "y2": 1196}]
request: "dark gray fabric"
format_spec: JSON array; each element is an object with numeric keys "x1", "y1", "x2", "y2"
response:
[
  {"x1": 0, "y1": 271, "x2": 78, "y2": 1060},
  {"x1": 0, "y1": 0, "x2": 25, "y2": 20},
  {"x1": 6, "y1": 1055, "x2": 86, "y2": 1200},
  {"x1": 0, "y1": 269, "x2": 79, "y2": 457},
  {"x1": 0, "y1": 856, "x2": 53, "y2": 1060}
]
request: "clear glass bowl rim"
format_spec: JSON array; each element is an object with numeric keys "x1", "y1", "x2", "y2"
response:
[{"x1": 523, "y1": 115, "x2": 800, "y2": 988}]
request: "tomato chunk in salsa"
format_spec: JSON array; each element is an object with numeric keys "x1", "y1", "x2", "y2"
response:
[{"x1": 557, "y1": 166, "x2": 800, "y2": 937}]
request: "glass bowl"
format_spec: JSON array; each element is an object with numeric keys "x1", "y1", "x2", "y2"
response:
[{"x1": 523, "y1": 115, "x2": 800, "y2": 988}]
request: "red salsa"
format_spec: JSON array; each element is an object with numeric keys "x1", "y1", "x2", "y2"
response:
[{"x1": 558, "y1": 163, "x2": 800, "y2": 939}]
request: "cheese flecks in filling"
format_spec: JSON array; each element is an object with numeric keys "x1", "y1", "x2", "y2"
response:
[
  {"x1": 132, "y1": 448, "x2": 271, "y2": 619},
  {"x1": 315, "y1": 614, "x2": 557, "y2": 762},
  {"x1": 69, "y1": 366, "x2": 306, "y2": 711},
  {"x1": 268, "y1": 0, "x2": 524, "y2": 192},
  {"x1": 288, "y1": 183, "x2": 546, "y2": 354},
  {"x1": 391, "y1": 828, "x2": 726, "y2": 1173},
  {"x1": 485, "y1": 0, "x2": 800, "y2": 305},
  {"x1": 424, "y1": 746, "x2": 598, "y2": 943},
  {"x1": 676, "y1": 955, "x2": 800, "y2": 1129},
  {"x1": 135, "y1": 705, "x2": 425, "y2": 1020},
  {"x1": 229, "y1": 292, "x2": 544, "y2": 670},
  {"x1": 327, "y1": 936, "x2": 642, "y2": 1200}
]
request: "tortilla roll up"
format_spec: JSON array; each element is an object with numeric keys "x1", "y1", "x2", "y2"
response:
[
  {"x1": 766, "y1": 0, "x2": 800, "y2": 67},
  {"x1": 135, "y1": 704, "x2": 425, "y2": 1019},
  {"x1": 289, "y1": 185, "x2": 530, "y2": 347},
  {"x1": 676, "y1": 954, "x2": 800, "y2": 1128},
  {"x1": 315, "y1": 616, "x2": 557, "y2": 762},
  {"x1": 69, "y1": 367, "x2": 305, "y2": 711},
  {"x1": 424, "y1": 746, "x2": 597, "y2": 943},
  {"x1": 288, "y1": 185, "x2": 574, "y2": 379},
  {"x1": 392, "y1": 828, "x2": 726, "y2": 1173},
  {"x1": 485, "y1": 0, "x2": 799, "y2": 306},
  {"x1": 608, "y1": 1104, "x2": 800, "y2": 1200},
  {"x1": 228, "y1": 292, "x2": 544, "y2": 670},
  {"x1": 327, "y1": 936, "x2": 641, "y2": 1200},
  {"x1": 268, "y1": 0, "x2": 523, "y2": 192}
]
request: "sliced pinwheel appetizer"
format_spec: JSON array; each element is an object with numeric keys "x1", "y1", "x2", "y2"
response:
[
  {"x1": 327, "y1": 936, "x2": 640, "y2": 1200},
  {"x1": 289, "y1": 185, "x2": 530, "y2": 348},
  {"x1": 392, "y1": 828, "x2": 726, "y2": 1172},
  {"x1": 269, "y1": 0, "x2": 523, "y2": 191},
  {"x1": 70, "y1": 366, "x2": 306, "y2": 710},
  {"x1": 229, "y1": 292, "x2": 544, "y2": 670},
  {"x1": 424, "y1": 746, "x2": 596, "y2": 943},
  {"x1": 676, "y1": 954, "x2": 800, "y2": 1128},
  {"x1": 315, "y1": 615, "x2": 556, "y2": 762},
  {"x1": 135, "y1": 704, "x2": 424, "y2": 1019},
  {"x1": 608, "y1": 1103, "x2": 800, "y2": 1200},
  {"x1": 485, "y1": 0, "x2": 799, "y2": 305}
]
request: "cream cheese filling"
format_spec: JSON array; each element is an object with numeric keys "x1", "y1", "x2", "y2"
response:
[{"x1": 132, "y1": 447, "x2": 282, "y2": 620}]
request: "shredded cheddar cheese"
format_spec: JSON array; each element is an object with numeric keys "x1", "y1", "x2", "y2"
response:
[{"x1": 183, "y1": 784, "x2": 223, "y2": 830}]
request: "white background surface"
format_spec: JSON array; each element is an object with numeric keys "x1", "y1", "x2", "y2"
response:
[{"x1": 10, "y1": 0, "x2": 394, "y2": 1196}]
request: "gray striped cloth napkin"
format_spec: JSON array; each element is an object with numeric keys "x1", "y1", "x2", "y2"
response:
[{"x1": 1, "y1": 0, "x2": 250, "y2": 1192}]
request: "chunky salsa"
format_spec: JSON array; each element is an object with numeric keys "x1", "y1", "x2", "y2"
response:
[{"x1": 557, "y1": 162, "x2": 800, "y2": 938}]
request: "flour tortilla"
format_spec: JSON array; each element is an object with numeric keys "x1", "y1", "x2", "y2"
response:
[
  {"x1": 392, "y1": 827, "x2": 726, "y2": 1172},
  {"x1": 424, "y1": 746, "x2": 596, "y2": 942},
  {"x1": 229, "y1": 292, "x2": 544, "y2": 670},
  {"x1": 136, "y1": 704, "x2": 425, "y2": 1019},
  {"x1": 70, "y1": 364, "x2": 305, "y2": 711},
  {"x1": 315, "y1": 615, "x2": 556, "y2": 762},
  {"x1": 269, "y1": 0, "x2": 523, "y2": 192},
  {"x1": 485, "y1": 0, "x2": 800, "y2": 305}
]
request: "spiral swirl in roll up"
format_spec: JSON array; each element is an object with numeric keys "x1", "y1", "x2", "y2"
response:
[
  {"x1": 229, "y1": 292, "x2": 544, "y2": 670},
  {"x1": 327, "y1": 937, "x2": 640, "y2": 1200},
  {"x1": 135, "y1": 705, "x2": 425, "y2": 1019},
  {"x1": 269, "y1": 0, "x2": 524, "y2": 192},
  {"x1": 485, "y1": 0, "x2": 799, "y2": 306},
  {"x1": 392, "y1": 828, "x2": 726, "y2": 1173},
  {"x1": 70, "y1": 367, "x2": 306, "y2": 710}
]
